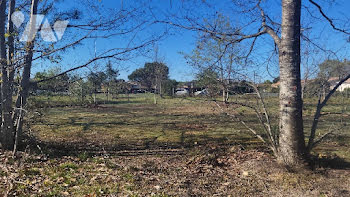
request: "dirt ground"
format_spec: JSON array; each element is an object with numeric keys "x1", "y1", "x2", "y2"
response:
[{"x1": 1, "y1": 144, "x2": 350, "y2": 196}]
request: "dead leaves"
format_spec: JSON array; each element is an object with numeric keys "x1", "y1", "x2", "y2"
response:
[{"x1": 0, "y1": 146, "x2": 349, "y2": 196}]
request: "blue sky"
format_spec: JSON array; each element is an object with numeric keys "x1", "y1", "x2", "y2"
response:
[{"x1": 30, "y1": 0, "x2": 350, "y2": 83}]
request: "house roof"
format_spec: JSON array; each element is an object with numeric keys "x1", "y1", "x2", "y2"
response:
[{"x1": 328, "y1": 77, "x2": 350, "y2": 84}]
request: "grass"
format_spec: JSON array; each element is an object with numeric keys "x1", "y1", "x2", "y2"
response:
[
  {"x1": 1, "y1": 93, "x2": 349, "y2": 196},
  {"x1": 29, "y1": 93, "x2": 350, "y2": 159},
  {"x1": 30, "y1": 94, "x2": 260, "y2": 151}
]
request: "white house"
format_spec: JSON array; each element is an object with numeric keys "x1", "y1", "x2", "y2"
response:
[{"x1": 328, "y1": 77, "x2": 350, "y2": 92}]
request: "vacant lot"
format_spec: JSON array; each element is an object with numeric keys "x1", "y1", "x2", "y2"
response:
[
  {"x1": 30, "y1": 95, "x2": 261, "y2": 152},
  {"x1": 29, "y1": 94, "x2": 350, "y2": 159},
  {"x1": 1, "y1": 94, "x2": 350, "y2": 196}
]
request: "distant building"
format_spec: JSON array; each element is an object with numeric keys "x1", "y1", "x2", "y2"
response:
[
  {"x1": 176, "y1": 81, "x2": 204, "y2": 96},
  {"x1": 126, "y1": 81, "x2": 148, "y2": 93},
  {"x1": 328, "y1": 77, "x2": 350, "y2": 92},
  {"x1": 271, "y1": 77, "x2": 350, "y2": 92}
]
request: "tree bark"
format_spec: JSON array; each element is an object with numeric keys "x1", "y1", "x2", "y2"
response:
[
  {"x1": 8, "y1": 0, "x2": 17, "y2": 152},
  {"x1": 12, "y1": 0, "x2": 39, "y2": 149},
  {"x1": 0, "y1": 0, "x2": 14, "y2": 150},
  {"x1": 7, "y1": 0, "x2": 15, "y2": 93},
  {"x1": 277, "y1": 0, "x2": 306, "y2": 165}
]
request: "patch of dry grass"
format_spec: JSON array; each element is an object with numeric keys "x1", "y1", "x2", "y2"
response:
[
  {"x1": 4, "y1": 93, "x2": 347, "y2": 196},
  {"x1": 29, "y1": 94, "x2": 350, "y2": 161}
]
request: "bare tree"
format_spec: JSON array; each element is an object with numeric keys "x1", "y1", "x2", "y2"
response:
[
  {"x1": 184, "y1": 16, "x2": 241, "y2": 103},
  {"x1": 161, "y1": 0, "x2": 350, "y2": 167},
  {"x1": 0, "y1": 0, "x2": 13, "y2": 150},
  {"x1": 0, "y1": 0, "x2": 163, "y2": 152}
]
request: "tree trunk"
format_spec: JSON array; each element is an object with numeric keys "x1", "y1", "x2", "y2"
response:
[
  {"x1": 81, "y1": 84, "x2": 84, "y2": 102},
  {"x1": 159, "y1": 81, "x2": 162, "y2": 98},
  {"x1": 277, "y1": 0, "x2": 306, "y2": 166},
  {"x1": 107, "y1": 87, "x2": 109, "y2": 102},
  {"x1": 154, "y1": 84, "x2": 157, "y2": 104},
  {"x1": 222, "y1": 88, "x2": 225, "y2": 102},
  {"x1": 0, "y1": 0, "x2": 14, "y2": 150},
  {"x1": 8, "y1": 0, "x2": 17, "y2": 152},
  {"x1": 12, "y1": 0, "x2": 39, "y2": 150},
  {"x1": 94, "y1": 91, "x2": 97, "y2": 105},
  {"x1": 7, "y1": 0, "x2": 15, "y2": 94}
]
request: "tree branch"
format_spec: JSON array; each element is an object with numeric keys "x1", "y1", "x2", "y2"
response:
[
  {"x1": 307, "y1": 73, "x2": 350, "y2": 152},
  {"x1": 309, "y1": 0, "x2": 350, "y2": 35},
  {"x1": 257, "y1": 0, "x2": 281, "y2": 47},
  {"x1": 33, "y1": 39, "x2": 157, "y2": 84},
  {"x1": 157, "y1": 20, "x2": 267, "y2": 45},
  {"x1": 214, "y1": 101, "x2": 267, "y2": 145}
]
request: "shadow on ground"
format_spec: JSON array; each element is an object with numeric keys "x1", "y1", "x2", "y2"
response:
[{"x1": 20, "y1": 130, "x2": 267, "y2": 158}]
